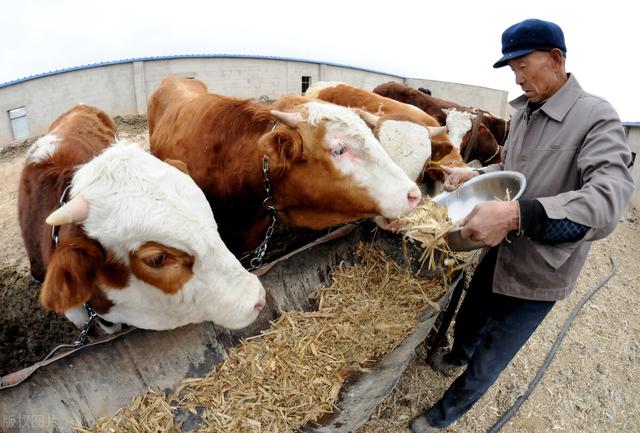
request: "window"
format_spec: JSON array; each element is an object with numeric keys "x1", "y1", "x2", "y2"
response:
[
  {"x1": 301, "y1": 76, "x2": 311, "y2": 95},
  {"x1": 9, "y1": 107, "x2": 29, "y2": 140}
]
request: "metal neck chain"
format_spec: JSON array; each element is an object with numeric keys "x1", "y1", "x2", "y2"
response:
[
  {"x1": 73, "y1": 304, "x2": 98, "y2": 347},
  {"x1": 249, "y1": 154, "x2": 277, "y2": 270},
  {"x1": 41, "y1": 303, "x2": 98, "y2": 361}
]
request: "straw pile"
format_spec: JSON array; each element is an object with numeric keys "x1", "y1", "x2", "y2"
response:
[
  {"x1": 393, "y1": 197, "x2": 468, "y2": 272},
  {"x1": 78, "y1": 243, "x2": 447, "y2": 433}
]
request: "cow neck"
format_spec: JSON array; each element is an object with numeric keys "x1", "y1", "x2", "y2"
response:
[
  {"x1": 482, "y1": 145, "x2": 502, "y2": 165},
  {"x1": 462, "y1": 111, "x2": 484, "y2": 163}
]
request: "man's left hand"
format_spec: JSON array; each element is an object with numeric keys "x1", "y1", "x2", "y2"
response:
[{"x1": 459, "y1": 201, "x2": 520, "y2": 246}]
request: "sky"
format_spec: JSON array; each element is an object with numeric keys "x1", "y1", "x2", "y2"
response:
[{"x1": 1, "y1": 0, "x2": 638, "y2": 121}]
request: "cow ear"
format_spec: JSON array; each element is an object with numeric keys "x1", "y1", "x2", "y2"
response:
[
  {"x1": 258, "y1": 130, "x2": 303, "y2": 176},
  {"x1": 41, "y1": 238, "x2": 104, "y2": 314},
  {"x1": 164, "y1": 158, "x2": 190, "y2": 175}
]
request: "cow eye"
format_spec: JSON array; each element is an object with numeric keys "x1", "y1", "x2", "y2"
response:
[
  {"x1": 144, "y1": 253, "x2": 169, "y2": 268},
  {"x1": 331, "y1": 144, "x2": 347, "y2": 157}
]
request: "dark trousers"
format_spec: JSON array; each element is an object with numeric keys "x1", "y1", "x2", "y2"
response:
[{"x1": 425, "y1": 248, "x2": 555, "y2": 428}]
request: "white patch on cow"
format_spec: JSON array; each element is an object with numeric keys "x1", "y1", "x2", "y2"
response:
[
  {"x1": 301, "y1": 101, "x2": 419, "y2": 219},
  {"x1": 26, "y1": 134, "x2": 61, "y2": 163},
  {"x1": 445, "y1": 109, "x2": 473, "y2": 149},
  {"x1": 376, "y1": 119, "x2": 432, "y2": 182},
  {"x1": 64, "y1": 305, "x2": 89, "y2": 328},
  {"x1": 304, "y1": 81, "x2": 346, "y2": 99},
  {"x1": 67, "y1": 141, "x2": 265, "y2": 330}
]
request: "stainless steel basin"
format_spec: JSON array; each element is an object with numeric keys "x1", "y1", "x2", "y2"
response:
[{"x1": 432, "y1": 171, "x2": 527, "y2": 251}]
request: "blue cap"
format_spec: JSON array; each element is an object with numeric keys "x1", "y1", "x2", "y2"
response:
[{"x1": 493, "y1": 19, "x2": 566, "y2": 68}]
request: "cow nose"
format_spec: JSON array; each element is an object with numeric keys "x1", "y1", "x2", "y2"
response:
[
  {"x1": 254, "y1": 286, "x2": 267, "y2": 312},
  {"x1": 407, "y1": 186, "x2": 422, "y2": 209}
]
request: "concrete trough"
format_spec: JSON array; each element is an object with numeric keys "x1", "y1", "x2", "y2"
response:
[{"x1": 0, "y1": 222, "x2": 460, "y2": 433}]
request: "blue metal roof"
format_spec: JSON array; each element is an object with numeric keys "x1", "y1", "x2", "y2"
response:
[
  {"x1": 0, "y1": 54, "x2": 404, "y2": 88},
  {"x1": 623, "y1": 122, "x2": 640, "y2": 127}
]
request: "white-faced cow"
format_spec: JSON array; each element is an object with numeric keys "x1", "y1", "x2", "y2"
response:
[
  {"x1": 148, "y1": 77, "x2": 421, "y2": 255},
  {"x1": 303, "y1": 81, "x2": 466, "y2": 184},
  {"x1": 18, "y1": 105, "x2": 265, "y2": 331},
  {"x1": 373, "y1": 81, "x2": 508, "y2": 165}
]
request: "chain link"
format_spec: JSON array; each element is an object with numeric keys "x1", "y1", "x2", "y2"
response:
[
  {"x1": 249, "y1": 155, "x2": 277, "y2": 270},
  {"x1": 41, "y1": 303, "x2": 97, "y2": 362},
  {"x1": 74, "y1": 303, "x2": 98, "y2": 347}
]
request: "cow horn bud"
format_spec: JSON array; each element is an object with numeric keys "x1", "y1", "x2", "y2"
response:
[
  {"x1": 427, "y1": 126, "x2": 448, "y2": 137},
  {"x1": 46, "y1": 194, "x2": 90, "y2": 226},
  {"x1": 270, "y1": 110, "x2": 302, "y2": 128},
  {"x1": 355, "y1": 109, "x2": 381, "y2": 127}
]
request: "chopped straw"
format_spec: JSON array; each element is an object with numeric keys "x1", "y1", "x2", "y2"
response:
[
  {"x1": 79, "y1": 243, "x2": 447, "y2": 433},
  {"x1": 393, "y1": 197, "x2": 469, "y2": 274}
]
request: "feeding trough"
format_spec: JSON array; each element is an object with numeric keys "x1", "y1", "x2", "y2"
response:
[{"x1": 0, "y1": 222, "x2": 462, "y2": 433}]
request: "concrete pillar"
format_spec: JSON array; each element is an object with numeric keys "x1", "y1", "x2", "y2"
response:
[
  {"x1": 319, "y1": 63, "x2": 328, "y2": 82},
  {"x1": 133, "y1": 61, "x2": 146, "y2": 114}
]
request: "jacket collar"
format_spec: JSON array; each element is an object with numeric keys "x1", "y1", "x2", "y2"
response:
[{"x1": 510, "y1": 73, "x2": 583, "y2": 122}]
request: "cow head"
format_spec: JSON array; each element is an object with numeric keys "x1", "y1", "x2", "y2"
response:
[
  {"x1": 259, "y1": 100, "x2": 421, "y2": 228},
  {"x1": 356, "y1": 109, "x2": 447, "y2": 182},
  {"x1": 43, "y1": 142, "x2": 265, "y2": 330},
  {"x1": 444, "y1": 109, "x2": 502, "y2": 165}
]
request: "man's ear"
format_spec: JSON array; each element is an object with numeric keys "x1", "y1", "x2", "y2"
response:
[
  {"x1": 258, "y1": 130, "x2": 304, "y2": 177},
  {"x1": 41, "y1": 238, "x2": 104, "y2": 314},
  {"x1": 163, "y1": 158, "x2": 190, "y2": 175}
]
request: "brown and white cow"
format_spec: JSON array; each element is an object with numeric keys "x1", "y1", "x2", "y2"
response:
[
  {"x1": 148, "y1": 77, "x2": 421, "y2": 254},
  {"x1": 18, "y1": 105, "x2": 265, "y2": 331},
  {"x1": 303, "y1": 81, "x2": 465, "y2": 184},
  {"x1": 373, "y1": 81, "x2": 508, "y2": 165}
]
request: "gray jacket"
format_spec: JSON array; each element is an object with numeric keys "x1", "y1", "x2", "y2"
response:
[{"x1": 484, "y1": 74, "x2": 634, "y2": 300}]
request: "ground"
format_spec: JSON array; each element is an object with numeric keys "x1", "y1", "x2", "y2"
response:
[
  {"x1": 1, "y1": 116, "x2": 638, "y2": 432},
  {"x1": 355, "y1": 211, "x2": 640, "y2": 432}
]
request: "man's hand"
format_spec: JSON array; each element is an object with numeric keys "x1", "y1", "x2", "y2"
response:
[
  {"x1": 441, "y1": 166, "x2": 479, "y2": 191},
  {"x1": 459, "y1": 201, "x2": 520, "y2": 246}
]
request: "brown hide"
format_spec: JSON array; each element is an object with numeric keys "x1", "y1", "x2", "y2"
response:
[
  {"x1": 374, "y1": 82, "x2": 509, "y2": 164},
  {"x1": 148, "y1": 77, "x2": 381, "y2": 255},
  {"x1": 306, "y1": 83, "x2": 465, "y2": 181},
  {"x1": 374, "y1": 81, "x2": 465, "y2": 124},
  {"x1": 18, "y1": 105, "x2": 116, "y2": 281},
  {"x1": 17, "y1": 105, "x2": 127, "y2": 313}
]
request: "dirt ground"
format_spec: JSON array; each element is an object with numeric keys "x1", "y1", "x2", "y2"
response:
[{"x1": 1, "y1": 116, "x2": 638, "y2": 432}]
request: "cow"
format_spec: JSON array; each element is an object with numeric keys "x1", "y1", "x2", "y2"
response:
[
  {"x1": 373, "y1": 81, "x2": 509, "y2": 165},
  {"x1": 148, "y1": 76, "x2": 422, "y2": 255},
  {"x1": 303, "y1": 81, "x2": 465, "y2": 185},
  {"x1": 18, "y1": 104, "x2": 266, "y2": 331}
]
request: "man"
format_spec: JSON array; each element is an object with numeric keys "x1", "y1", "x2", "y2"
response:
[{"x1": 411, "y1": 18, "x2": 635, "y2": 432}]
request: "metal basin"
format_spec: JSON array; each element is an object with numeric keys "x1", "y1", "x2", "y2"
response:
[{"x1": 432, "y1": 171, "x2": 527, "y2": 251}]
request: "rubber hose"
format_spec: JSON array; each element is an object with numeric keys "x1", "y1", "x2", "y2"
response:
[{"x1": 488, "y1": 255, "x2": 617, "y2": 433}]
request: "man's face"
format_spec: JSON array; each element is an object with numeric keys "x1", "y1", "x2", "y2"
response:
[{"x1": 507, "y1": 50, "x2": 564, "y2": 103}]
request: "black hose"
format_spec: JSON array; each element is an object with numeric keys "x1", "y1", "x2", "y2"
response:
[{"x1": 488, "y1": 255, "x2": 617, "y2": 433}]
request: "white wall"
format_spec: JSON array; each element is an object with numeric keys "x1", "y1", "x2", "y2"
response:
[
  {"x1": 0, "y1": 56, "x2": 508, "y2": 147},
  {"x1": 405, "y1": 78, "x2": 509, "y2": 117}
]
